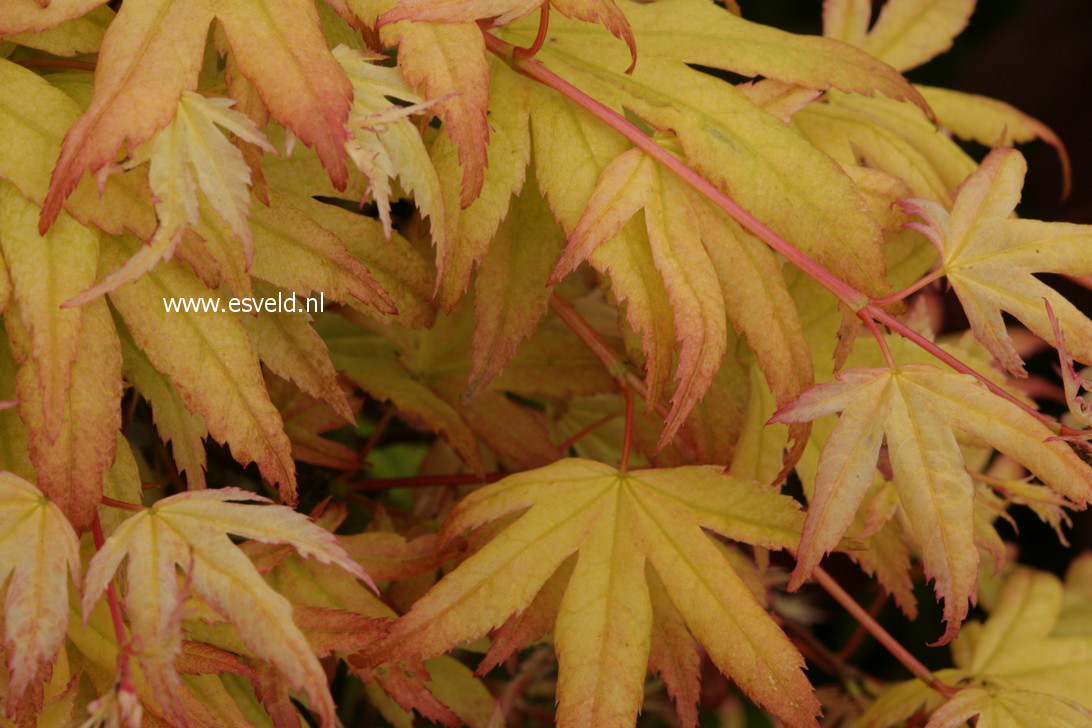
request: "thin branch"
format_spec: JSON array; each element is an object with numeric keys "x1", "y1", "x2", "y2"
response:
[
  {"x1": 90, "y1": 515, "x2": 136, "y2": 698},
  {"x1": 482, "y1": 31, "x2": 1062, "y2": 438},
  {"x1": 869, "y1": 307, "x2": 1063, "y2": 430},
  {"x1": 836, "y1": 591, "x2": 889, "y2": 659},
  {"x1": 359, "y1": 407, "x2": 395, "y2": 468},
  {"x1": 872, "y1": 269, "x2": 946, "y2": 307},
  {"x1": 813, "y1": 566, "x2": 957, "y2": 699},
  {"x1": 100, "y1": 497, "x2": 145, "y2": 512},
  {"x1": 16, "y1": 58, "x2": 96, "y2": 71},
  {"x1": 863, "y1": 314, "x2": 895, "y2": 368},
  {"x1": 557, "y1": 411, "x2": 622, "y2": 451},
  {"x1": 487, "y1": 35, "x2": 867, "y2": 312},
  {"x1": 548, "y1": 294, "x2": 665, "y2": 415}
]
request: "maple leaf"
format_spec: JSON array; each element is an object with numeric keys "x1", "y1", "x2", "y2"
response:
[
  {"x1": 431, "y1": 58, "x2": 531, "y2": 310},
  {"x1": 83, "y1": 488, "x2": 374, "y2": 728},
  {"x1": 0, "y1": 60, "x2": 155, "y2": 242},
  {"x1": 267, "y1": 374, "x2": 362, "y2": 471},
  {"x1": 904, "y1": 149, "x2": 1092, "y2": 376},
  {"x1": 3, "y1": 5, "x2": 113, "y2": 58},
  {"x1": 40, "y1": 0, "x2": 353, "y2": 232},
  {"x1": 118, "y1": 323, "x2": 208, "y2": 490},
  {"x1": 859, "y1": 566, "x2": 1092, "y2": 728},
  {"x1": 0, "y1": 179, "x2": 98, "y2": 439},
  {"x1": 360, "y1": 458, "x2": 820, "y2": 728},
  {"x1": 0, "y1": 472, "x2": 80, "y2": 714},
  {"x1": 334, "y1": 45, "x2": 445, "y2": 246},
  {"x1": 1, "y1": 193, "x2": 121, "y2": 529},
  {"x1": 550, "y1": 140, "x2": 812, "y2": 453},
  {"x1": 500, "y1": 18, "x2": 897, "y2": 299},
  {"x1": 927, "y1": 687, "x2": 1092, "y2": 728},
  {"x1": 359, "y1": 0, "x2": 492, "y2": 208},
  {"x1": 773, "y1": 365, "x2": 1092, "y2": 643},
  {"x1": 918, "y1": 86, "x2": 1071, "y2": 198},
  {"x1": 67, "y1": 92, "x2": 275, "y2": 306},
  {"x1": 247, "y1": 192, "x2": 398, "y2": 321},
  {"x1": 321, "y1": 304, "x2": 599, "y2": 473}
]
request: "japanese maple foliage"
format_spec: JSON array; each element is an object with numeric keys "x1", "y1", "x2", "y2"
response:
[{"x1": 0, "y1": 0, "x2": 1090, "y2": 727}]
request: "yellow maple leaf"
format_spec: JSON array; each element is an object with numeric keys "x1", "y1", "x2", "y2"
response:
[
  {"x1": 905, "y1": 149, "x2": 1092, "y2": 376},
  {"x1": 773, "y1": 365, "x2": 1092, "y2": 643},
  {"x1": 68, "y1": 91, "x2": 275, "y2": 306},
  {"x1": 0, "y1": 472, "x2": 80, "y2": 713},
  {"x1": 859, "y1": 566, "x2": 1092, "y2": 727},
  {"x1": 827, "y1": 0, "x2": 975, "y2": 73},
  {"x1": 83, "y1": 488, "x2": 375, "y2": 728},
  {"x1": 359, "y1": 458, "x2": 820, "y2": 728}
]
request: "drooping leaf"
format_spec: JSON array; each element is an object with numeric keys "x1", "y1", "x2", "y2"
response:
[
  {"x1": 5, "y1": 294, "x2": 120, "y2": 531},
  {"x1": 467, "y1": 175, "x2": 565, "y2": 398},
  {"x1": 360, "y1": 459, "x2": 819, "y2": 728},
  {"x1": 432, "y1": 58, "x2": 531, "y2": 311},
  {"x1": 377, "y1": 14, "x2": 490, "y2": 207},
  {"x1": 117, "y1": 319, "x2": 208, "y2": 490},
  {"x1": 102, "y1": 235, "x2": 298, "y2": 502},
  {"x1": 334, "y1": 45, "x2": 445, "y2": 246},
  {"x1": 0, "y1": 180, "x2": 98, "y2": 439}
]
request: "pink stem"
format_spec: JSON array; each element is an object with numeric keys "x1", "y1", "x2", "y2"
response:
[
  {"x1": 872, "y1": 268, "x2": 945, "y2": 306},
  {"x1": 814, "y1": 566, "x2": 957, "y2": 699},
  {"x1": 482, "y1": 30, "x2": 1072, "y2": 437}
]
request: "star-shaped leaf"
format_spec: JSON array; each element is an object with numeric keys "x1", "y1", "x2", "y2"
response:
[
  {"x1": 773, "y1": 365, "x2": 1092, "y2": 643},
  {"x1": 905, "y1": 148, "x2": 1092, "y2": 376},
  {"x1": 359, "y1": 458, "x2": 819, "y2": 728}
]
